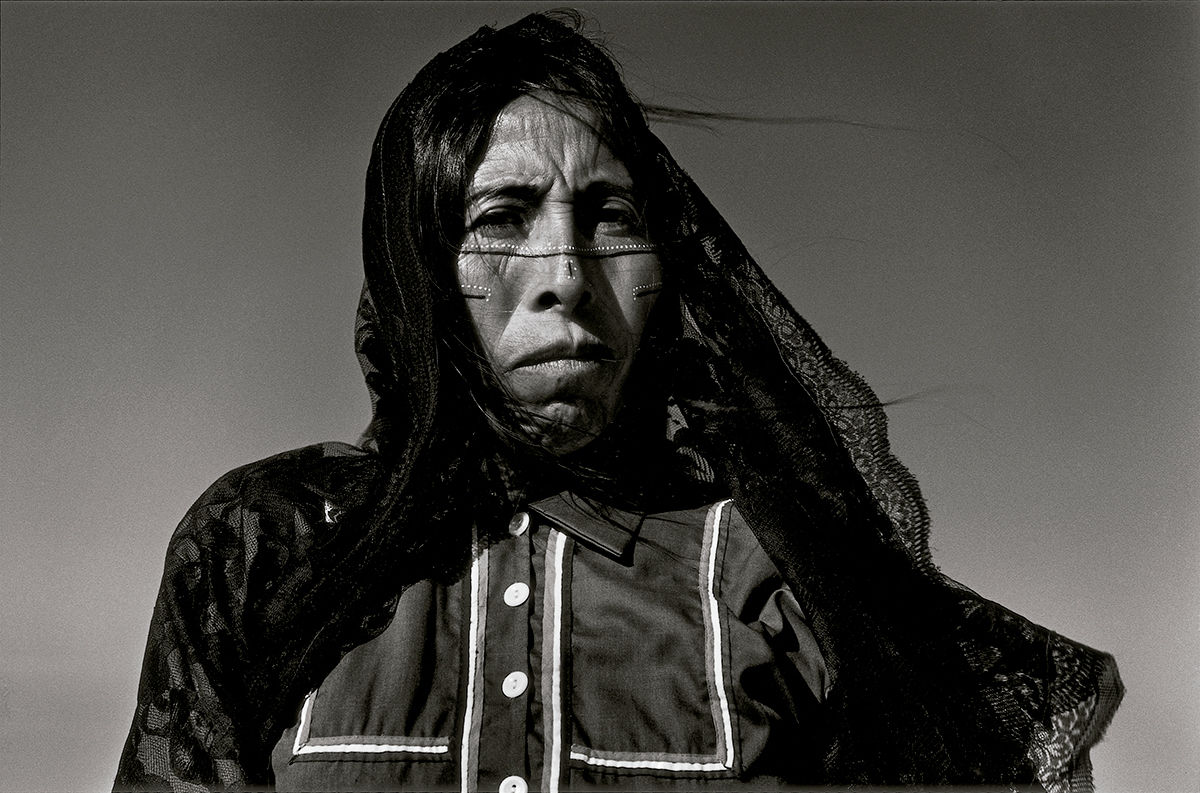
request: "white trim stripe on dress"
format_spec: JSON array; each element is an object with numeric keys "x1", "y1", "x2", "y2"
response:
[
  {"x1": 291, "y1": 690, "x2": 450, "y2": 756},
  {"x1": 567, "y1": 752, "x2": 728, "y2": 772},
  {"x1": 706, "y1": 499, "x2": 736, "y2": 768},
  {"x1": 288, "y1": 548, "x2": 490, "y2": 766},
  {"x1": 459, "y1": 549, "x2": 488, "y2": 793},
  {"x1": 541, "y1": 530, "x2": 568, "y2": 793},
  {"x1": 567, "y1": 498, "x2": 736, "y2": 773}
]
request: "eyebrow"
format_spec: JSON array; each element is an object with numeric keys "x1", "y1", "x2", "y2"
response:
[
  {"x1": 579, "y1": 180, "x2": 638, "y2": 203},
  {"x1": 466, "y1": 179, "x2": 638, "y2": 207},
  {"x1": 465, "y1": 182, "x2": 543, "y2": 206}
]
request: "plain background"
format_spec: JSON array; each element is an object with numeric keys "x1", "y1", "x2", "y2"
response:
[{"x1": 2, "y1": 2, "x2": 1197, "y2": 791}]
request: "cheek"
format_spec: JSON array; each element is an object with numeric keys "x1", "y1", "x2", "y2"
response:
[
  {"x1": 462, "y1": 298, "x2": 507, "y2": 362},
  {"x1": 457, "y1": 255, "x2": 515, "y2": 362},
  {"x1": 611, "y1": 254, "x2": 663, "y2": 337}
]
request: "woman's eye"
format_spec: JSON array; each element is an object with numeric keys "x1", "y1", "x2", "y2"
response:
[
  {"x1": 471, "y1": 206, "x2": 526, "y2": 232},
  {"x1": 593, "y1": 200, "x2": 643, "y2": 233}
]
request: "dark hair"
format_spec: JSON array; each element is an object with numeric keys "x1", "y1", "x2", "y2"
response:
[
  {"x1": 344, "y1": 17, "x2": 1069, "y2": 786},
  {"x1": 402, "y1": 11, "x2": 659, "y2": 285},
  {"x1": 378, "y1": 11, "x2": 690, "y2": 502}
]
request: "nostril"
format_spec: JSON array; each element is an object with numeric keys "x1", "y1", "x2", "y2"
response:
[{"x1": 534, "y1": 286, "x2": 591, "y2": 311}]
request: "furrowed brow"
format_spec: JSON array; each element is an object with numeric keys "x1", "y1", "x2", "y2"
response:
[
  {"x1": 466, "y1": 182, "x2": 544, "y2": 206},
  {"x1": 579, "y1": 180, "x2": 637, "y2": 202}
]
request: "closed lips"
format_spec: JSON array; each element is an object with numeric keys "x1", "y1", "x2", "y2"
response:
[{"x1": 511, "y1": 342, "x2": 616, "y2": 370}]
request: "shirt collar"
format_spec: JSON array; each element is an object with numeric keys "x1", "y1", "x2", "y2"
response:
[{"x1": 527, "y1": 492, "x2": 645, "y2": 566}]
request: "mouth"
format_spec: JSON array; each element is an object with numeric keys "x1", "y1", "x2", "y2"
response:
[{"x1": 511, "y1": 341, "x2": 618, "y2": 371}]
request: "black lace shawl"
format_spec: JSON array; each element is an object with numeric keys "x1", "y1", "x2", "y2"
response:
[{"x1": 116, "y1": 13, "x2": 1121, "y2": 791}]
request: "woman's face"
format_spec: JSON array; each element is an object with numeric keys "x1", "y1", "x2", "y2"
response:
[{"x1": 456, "y1": 96, "x2": 662, "y2": 455}]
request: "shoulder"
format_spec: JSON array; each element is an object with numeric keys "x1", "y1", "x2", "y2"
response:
[
  {"x1": 190, "y1": 441, "x2": 378, "y2": 518},
  {"x1": 176, "y1": 441, "x2": 380, "y2": 539},
  {"x1": 639, "y1": 498, "x2": 776, "y2": 591},
  {"x1": 640, "y1": 497, "x2": 739, "y2": 530},
  {"x1": 161, "y1": 441, "x2": 385, "y2": 601}
]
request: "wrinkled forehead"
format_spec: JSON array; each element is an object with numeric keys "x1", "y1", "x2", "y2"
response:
[{"x1": 469, "y1": 95, "x2": 634, "y2": 196}]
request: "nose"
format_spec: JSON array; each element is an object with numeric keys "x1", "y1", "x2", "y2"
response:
[
  {"x1": 528, "y1": 209, "x2": 591, "y2": 313},
  {"x1": 532, "y1": 250, "x2": 591, "y2": 313}
]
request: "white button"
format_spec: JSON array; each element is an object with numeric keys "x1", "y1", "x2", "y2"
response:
[
  {"x1": 502, "y1": 671, "x2": 528, "y2": 698},
  {"x1": 503, "y1": 582, "x2": 530, "y2": 607},
  {"x1": 508, "y1": 512, "x2": 530, "y2": 537},
  {"x1": 499, "y1": 776, "x2": 528, "y2": 793}
]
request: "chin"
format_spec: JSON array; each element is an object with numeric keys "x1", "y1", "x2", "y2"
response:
[{"x1": 520, "y1": 400, "x2": 609, "y2": 456}]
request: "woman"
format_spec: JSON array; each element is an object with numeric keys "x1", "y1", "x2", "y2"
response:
[{"x1": 116, "y1": 12, "x2": 1121, "y2": 791}]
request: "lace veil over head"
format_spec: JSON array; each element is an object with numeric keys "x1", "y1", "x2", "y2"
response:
[
  {"x1": 347, "y1": 12, "x2": 1121, "y2": 785},
  {"x1": 117, "y1": 11, "x2": 1121, "y2": 789}
]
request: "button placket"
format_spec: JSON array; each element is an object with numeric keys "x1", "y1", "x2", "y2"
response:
[
  {"x1": 476, "y1": 510, "x2": 536, "y2": 791},
  {"x1": 499, "y1": 513, "x2": 531, "y2": 706},
  {"x1": 501, "y1": 512, "x2": 532, "y2": 702}
]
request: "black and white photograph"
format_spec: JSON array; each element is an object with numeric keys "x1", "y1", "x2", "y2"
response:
[{"x1": 1, "y1": 3, "x2": 1196, "y2": 791}]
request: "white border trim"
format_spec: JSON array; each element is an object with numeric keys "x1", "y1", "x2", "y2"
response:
[
  {"x1": 459, "y1": 550, "x2": 486, "y2": 792},
  {"x1": 567, "y1": 499, "x2": 736, "y2": 775},
  {"x1": 547, "y1": 530, "x2": 567, "y2": 793},
  {"x1": 297, "y1": 741, "x2": 448, "y2": 756},
  {"x1": 292, "y1": 688, "x2": 314, "y2": 756},
  {"x1": 568, "y1": 751, "x2": 727, "y2": 772},
  {"x1": 291, "y1": 689, "x2": 450, "y2": 756},
  {"x1": 706, "y1": 499, "x2": 736, "y2": 769}
]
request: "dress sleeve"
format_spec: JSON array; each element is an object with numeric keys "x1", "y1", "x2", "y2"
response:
[
  {"x1": 751, "y1": 583, "x2": 830, "y2": 704},
  {"x1": 114, "y1": 474, "x2": 261, "y2": 791},
  {"x1": 718, "y1": 503, "x2": 830, "y2": 704}
]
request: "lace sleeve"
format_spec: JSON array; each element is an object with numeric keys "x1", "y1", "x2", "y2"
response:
[
  {"x1": 114, "y1": 441, "x2": 390, "y2": 791},
  {"x1": 114, "y1": 474, "x2": 261, "y2": 791}
]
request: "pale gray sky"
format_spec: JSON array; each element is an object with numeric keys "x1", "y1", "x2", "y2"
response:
[{"x1": 2, "y1": 3, "x2": 1197, "y2": 790}]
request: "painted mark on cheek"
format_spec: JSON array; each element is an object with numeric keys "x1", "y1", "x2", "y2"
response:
[
  {"x1": 632, "y1": 281, "x2": 664, "y2": 300},
  {"x1": 460, "y1": 284, "x2": 492, "y2": 301}
]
